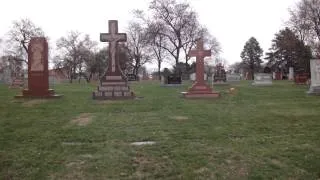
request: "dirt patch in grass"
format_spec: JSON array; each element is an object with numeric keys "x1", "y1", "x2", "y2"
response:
[
  {"x1": 22, "y1": 99, "x2": 49, "y2": 107},
  {"x1": 170, "y1": 116, "x2": 189, "y2": 121},
  {"x1": 129, "y1": 152, "x2": 173, "y2": 179},
  {"x1": 70, "y1": 113, "x2": 94, "y2": 126},
  {"x1": 49, "y1": 160, "x2": 87, "y2": 180}
]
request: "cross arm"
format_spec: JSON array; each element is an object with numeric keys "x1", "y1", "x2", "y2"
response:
[{"x1": 100, "y1": 33, "x2": 127, "y2": 42}]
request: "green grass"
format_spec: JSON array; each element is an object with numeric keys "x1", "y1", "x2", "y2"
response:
[{"x1": 0, "y1": 81, "x2": 319, "y2": 179}]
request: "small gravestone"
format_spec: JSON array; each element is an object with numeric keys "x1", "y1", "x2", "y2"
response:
[
  {"x1": 307, "y1": 59, "x2": 320, "y2": 95},
  {"x1": 126, "y1": 74, "x2": 138, "y2": 81},
  {"x1": 167, "y1": 75, "x2": 181, "y2": 84},
  {"x1": 190, "y1": 73, "x2": 195, "y2": 81},
  {"x1": 166, "y1": 75, "x2": 182, "y2": 86},
  {"x1": 289, "y1": 67, "x2": 294, "y2": 81},
  {"x1": 252, "y1": 73, "x2": 273, "y2": 86},
  {"x1": 213, "y1": 64, "x2": 226, "y2": 85},
  {"x1": 10, "y1": 78, "x2": 24, "y2": 88},
  {"x1": 15, "y1": 37, "x2": 62, "y2": 98},
  {"x1": 1, "y1": 68, "x2": 12, "y2": 85},
  {"x1": 226, "y1": 74, "x2": 241, "y2": 83},
  {"x1": 295, "y1": 68, "x2": 309, "y2": 85}
]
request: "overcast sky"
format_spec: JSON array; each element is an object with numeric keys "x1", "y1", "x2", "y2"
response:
[{"x1": 0, "y1": 0, "x2": 299, "y2": 70}]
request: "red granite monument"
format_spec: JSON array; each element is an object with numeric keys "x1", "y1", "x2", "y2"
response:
[
  {"x1": 182, "y1": 39, "x2": 220, "y2": 98},
  {"x1": 92, "y1": 20, "x2": 135, "y2": 100},
  {"x1": 15, "y1": 37, "x2": 62, "y2": 98}
]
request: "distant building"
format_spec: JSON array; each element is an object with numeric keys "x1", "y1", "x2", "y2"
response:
[{"x1": 49, "y1": 67, "x2": 69, "y2": 82}]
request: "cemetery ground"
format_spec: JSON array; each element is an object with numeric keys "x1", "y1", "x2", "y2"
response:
[{"x1": 0, "y1": 81, "x2": 319, "y2": 180}]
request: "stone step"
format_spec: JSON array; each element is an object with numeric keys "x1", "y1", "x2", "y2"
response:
[
  {"x1": 101, "y1": 81, "x2": 126, "y2": 86},
  {"x1": 98, "y1": 86, "x2": 130, "y2": 91},
  {"x1": 93, "y1": 91, "x2": 134, "y2": 99}
]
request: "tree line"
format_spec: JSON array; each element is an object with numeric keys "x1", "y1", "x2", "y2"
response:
[
  {"x1": 0, "y1": 0, "x2": 221, "y2": 83},
  {"x1": 236, "y1": 0, "x2": 319, "y2": 79}
]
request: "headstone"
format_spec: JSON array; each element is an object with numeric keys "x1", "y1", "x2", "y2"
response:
[
  {"x1": 252, "y1": 73, "x2": 273, "y2": 86},
  {"x1": 161, "y1": 74, "x2": 182, "y2": 87},
  {"x1": 289, "y1": 67, "x2": 294, "y2": 81},
  {"x1": 0, "y1": 68, "x2": 12, "y2": 84},
  {"x1": 245, "y1": 72, "x2": 253, "y2": 80},
  {"x1": 213, "y1": 64, "x2": 227, "y2": 84},
  {"x1": 160, "y1": 75, "x2": 165, "y2": 84},
  {"x1": 307, "y1": 59, "x2": 320, "y2": 95},
  {"x1": 93, "y1": 20, "x2": 135, "y2": 100},
  {"x1": 182, "y1": 39, "x2": 220, "y2": 98},
  {"x1": 190, "y1": 73, "x2": 196, "y2": 81},
  {"x1": 15, "y1": 37, "x2": 62, "y2": 98},
  {"x1": 274, "y1": 72, "x2": 283, "y2": 80},
  {"x1": 126, "y1": 74, "x2": 138, "y2": 81},
  {"x1": 10, "y1": 78, "x2": 24, "y2": 88},
  {"x1": 295, "y1": 72, "x2": 309, "y2": 85},
  {"x1": 226, "y1": 74, "x2": 241, "y2": 83},
  {"x1": 167, "y1": 75, "x2": 181, "y2": 84}
]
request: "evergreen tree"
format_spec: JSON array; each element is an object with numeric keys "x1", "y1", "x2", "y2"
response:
[
  {"x1": 265, "y1": 27, "x2": 312, "y2": 73},
  {"x1": 240, "y1": 37, "x2": 263, "y2": 79}
]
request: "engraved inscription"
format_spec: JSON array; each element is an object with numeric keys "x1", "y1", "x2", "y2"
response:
[{"x1": 31, "y1": 42, "x2": 44, "y2": 71}]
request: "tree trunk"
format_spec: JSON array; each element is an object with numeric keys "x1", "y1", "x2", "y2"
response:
[{"x1": 158, "y1": 63, "x2": 161, "y2": 81}]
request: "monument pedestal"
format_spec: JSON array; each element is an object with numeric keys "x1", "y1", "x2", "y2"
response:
[
  {"x1": 15, "y1": 89, "x2": 62, "y2": 98},
  {"x1": 307, "y1": 86, "x2": 320, "y2": 95},
  {"x1": 92, "y1": 76, "x2": 135, "y2": 100},
  {"x1": 182, "y1": 82, "x2": 220, "y2": 98}
]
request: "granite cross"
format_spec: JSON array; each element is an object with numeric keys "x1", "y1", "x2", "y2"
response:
[
  {"x1": 100, "y1": 20, "x2": 127, "y2": 73},
  {"x1": 188, "y1": 39, "x2": 211, "y2": 84}
]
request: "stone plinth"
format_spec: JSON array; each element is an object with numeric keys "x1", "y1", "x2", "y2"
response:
[
  {"x1": 93, "y1": 76, "x2": 134, "y2": 100},
  {"x1": 182, "y1": 82, "x2": 220, "y2": 98}
]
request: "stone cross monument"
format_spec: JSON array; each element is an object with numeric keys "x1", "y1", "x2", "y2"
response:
[
  {"x1": 182, "y1": 39, "x2": 220, "y2": 98},
  {"x1": 93, "y1": 20, "x2": 134, "y2": 100}
]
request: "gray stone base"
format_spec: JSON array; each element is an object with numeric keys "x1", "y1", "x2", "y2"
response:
[
  {"x1": 307, "y1": 86, "x2": 320, "y2": 96},
  {"x1": 93, "y1": 82, "x2": 135, "y2": 100}
]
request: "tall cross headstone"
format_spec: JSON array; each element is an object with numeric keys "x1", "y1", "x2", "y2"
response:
[
  {"x1": 182, "y1": 39, "x2": 220, "y2": 98},
  {"x1": 100, "y1": 20, "x2": 127, "y2": 76},
  {"x1": 189, "y1": 40, "x2": 211, "y2": 85},
  {"x1": 15, "y1": 37, "x2": 62, "y2": 98},
  {"x1": 93, "y1": 20, "x2": 135, "y2": 100}
]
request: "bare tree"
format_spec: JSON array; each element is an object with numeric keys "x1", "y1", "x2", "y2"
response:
[
  {"x1": 147, "y1": 22, "x2": 168, "y2": 80},
  {"x1": 55, "y1": 31, "x2": 97, "y2": 83},
  {"x1": 288, "y1": 0, "x2": 320, "y2": 56},
  {"x1": 126, "y1": 21, "x2": 152, "y2": 76},
  {"x1": 6, "y1": 18, "x2": 45, "y2": 63},
  {"x1": 149, "y1": 0, "x2": 198, "y2": 65},
  {"x1": 182, "y1": 27, "x2": 221, "y2": 71}
]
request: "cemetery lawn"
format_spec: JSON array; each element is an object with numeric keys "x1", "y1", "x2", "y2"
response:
[{"x1": 0, "y1": 81, "x2": 320, "y2": 180}]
